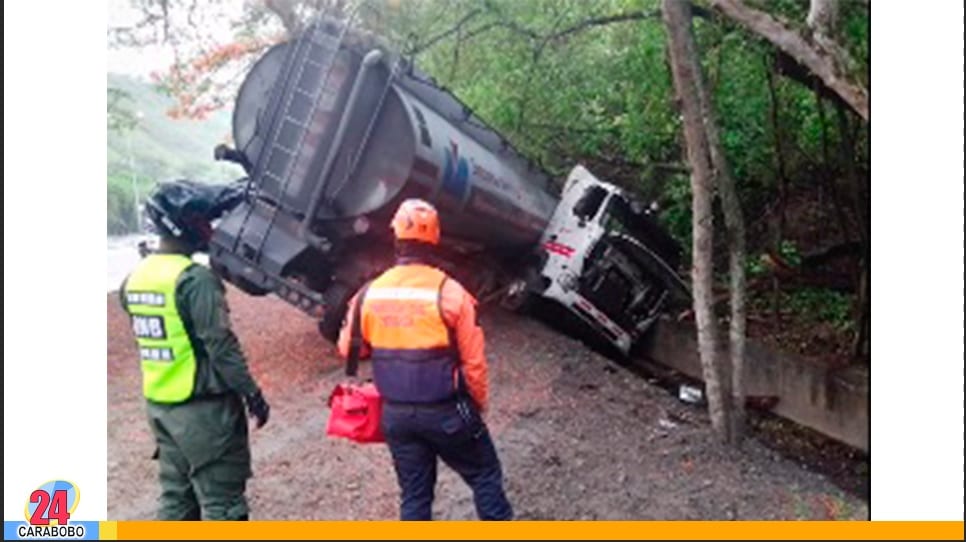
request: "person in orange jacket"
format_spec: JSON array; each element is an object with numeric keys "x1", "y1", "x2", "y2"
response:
[{"x1": 337, "y1": 199, "x2": 513, "y2": 521}]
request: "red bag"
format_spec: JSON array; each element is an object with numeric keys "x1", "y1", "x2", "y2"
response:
[
  {"x1": 325, "y1": 281, "x2": 384, "y2": 444},
  {"x1": 326, "y1": 381, "x2": 385, "y2": 443}
]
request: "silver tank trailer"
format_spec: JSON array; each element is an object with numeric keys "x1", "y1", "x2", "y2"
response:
[
  {"x1": 210, "y1": 20, "x2": 563, "y2": 337},
  {"x1": 229, "y1": 34, "x2": 559, "y2": 252}
]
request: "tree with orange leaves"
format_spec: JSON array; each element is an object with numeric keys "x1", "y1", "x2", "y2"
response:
[{"x1": 108, "y1": 0, "x2": 353, "y2": 120}]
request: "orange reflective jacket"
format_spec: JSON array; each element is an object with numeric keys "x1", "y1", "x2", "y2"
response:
[{"x1": 338, "y1": 263, "x2": 488, "y2": 411}]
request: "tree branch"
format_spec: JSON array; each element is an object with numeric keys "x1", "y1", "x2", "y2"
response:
[
  {"x1": 709, "y1": 0, "x2": 868, "y2": 121},
  {"x1": 415, "y1": 5, "x2": 667, "y2": 56},
  {"x1": 409, "y1": 9, "x2": 482, "y2": 56},
  {"x1": 160, "y1": 0, "x2": 170, "y2": 42},
  {"x1": 546, "y1": 10, "x2": 661, "y2": 42},
  {"x1": 264, "y1": 0, "x2": 302, "y2": 37}
]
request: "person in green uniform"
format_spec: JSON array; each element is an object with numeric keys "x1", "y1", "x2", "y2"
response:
[{"x1": 120, "y1": 180, "x2": 270, "y2": 521}]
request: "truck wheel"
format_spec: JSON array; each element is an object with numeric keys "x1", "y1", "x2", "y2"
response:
[
  {"x1": 231, "y1": 274, "x2": 270, "y2": 296},
  {"x1": 317, "y1": 282, "x2": 353, "y2": 343},
  {"x1": 500, "y1": 278, "x2": 532, "y2": 314},
  {"x1": 501, "y1": 267, "x2": 542, "y2": 314}
]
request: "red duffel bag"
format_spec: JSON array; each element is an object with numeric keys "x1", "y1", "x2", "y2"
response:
[
  {"x1": 326, "y1": 381, "x2": 385, "y2": 443},
  {"x1": 325, "y1": 282, "x2": 384, "y2": 444}
]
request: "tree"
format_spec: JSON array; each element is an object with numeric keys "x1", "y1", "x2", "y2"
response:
[
  {"x1": 107, "y1": 87, "x2": 139, "y2": 133},
  {"x1": 107, "y1": 0, "x2": 419, "y2": 120},
  {"x1": 698, "y1": 48, "x2": 748, "y2": 443},
  {"x1": 663, "y1": 0, "x2": 752, "y2": 444},
  {"x1": 108, "y1": 0, "x2": 319, "y2": 119},
  {"x1": 662, "y1": 0, "x2": 731, "y2": 442},
  {"x1": 708, "y1": 0, "x2": 871, "y2": 363}
]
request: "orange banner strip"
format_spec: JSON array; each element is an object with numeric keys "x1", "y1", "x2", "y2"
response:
[{"x1": 111, "y1": 520, "x2": 965, "y2": 540}]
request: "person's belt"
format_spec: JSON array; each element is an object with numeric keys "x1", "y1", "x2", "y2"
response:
[
  {"x1": 192, "y1": 392, "x2": 241, "y2": 403},
  {"x1": 383, "y1": 395, "x2": 461, "y2": 408}
]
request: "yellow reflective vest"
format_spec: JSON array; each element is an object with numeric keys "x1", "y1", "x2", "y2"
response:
[{"x1": 123, "y1": 254, "x2": 197, "y2": 403}]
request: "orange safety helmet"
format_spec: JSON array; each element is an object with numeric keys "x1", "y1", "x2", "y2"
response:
[{"x1": 391, "y1": 199, "x2": 441, "y2": 245}]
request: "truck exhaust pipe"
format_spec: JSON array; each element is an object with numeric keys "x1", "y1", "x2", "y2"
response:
[{"x1": 299, "y1": 48, "x2": 384, "y2": 250}]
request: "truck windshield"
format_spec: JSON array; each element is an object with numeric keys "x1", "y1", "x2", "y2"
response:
[
  {"x1": 600, "y1": 195, "x2": 648, "y2": 238},
  {"x1": 573, "y1": 185, "x2": 608, "y2": 221},
  {"x1": 600, "y1": 193, "x2": 683, "y2": 268}
]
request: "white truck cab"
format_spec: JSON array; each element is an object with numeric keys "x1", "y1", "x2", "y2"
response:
[{"x1": 534, "y1": 165, "x2": 688, "y2": 355}]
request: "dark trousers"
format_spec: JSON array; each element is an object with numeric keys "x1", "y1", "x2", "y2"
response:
[{"x1": 381, "y1": 399, "x2": 513, "y2": 521}]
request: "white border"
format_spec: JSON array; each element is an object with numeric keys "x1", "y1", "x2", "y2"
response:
[
  {"x1": 3, "y1": 0, "x2": 964, "y2": 523},
  {"x1": 4, "y1": 1, "x2": 108, "y2": 520},
  {"x1": 870, "y1": 0, "x2": 965, "y2": 520}
]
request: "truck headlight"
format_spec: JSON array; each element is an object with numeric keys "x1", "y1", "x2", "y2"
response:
[{"x1": 558, "y1": 272, "x2": 578, "y2": 291}]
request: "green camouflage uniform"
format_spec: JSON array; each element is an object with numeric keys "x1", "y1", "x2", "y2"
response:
[{"x1": 121, "y1": 259, "x2": 260, "y2": 520}]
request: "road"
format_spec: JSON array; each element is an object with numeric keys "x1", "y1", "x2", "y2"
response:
[{"x1": 107, "y1": 235, "x2": 208, "y2": 292}]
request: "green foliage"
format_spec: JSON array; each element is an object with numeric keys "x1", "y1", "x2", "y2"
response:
[
  {"x1": 746, "y1": 255, "x2": 766, "y2": 277},
  {"x1": 659, "y1": 173, "x2": 693, "y2": 253},
  {"x1": 747, "y1": 282, "x2": 853, "y2": 332},
  {"x1": 839, "y1": 2, "x2": 871, "y2": 87},
  {"x1": 393, "y1": 0, "x2": 867, "y2": 259},
  {"x1": 107, "y1": 173, "x2": 153, "y2": 235},
  {"x1": 785, "y1": 287, "x2": 853, "y2": 331},
  {"x1": 106, "y1": 73, "x2": 240, "y2": 186},
  {"x1": 107, "y1": 87, "x2": 138, "y2": 133},
  {"x1": 747, "y1": 240, "x2": 800, "y2": 277},
  {"x1": 778, "y1": 239, "x2": 802, "y2": 266}
]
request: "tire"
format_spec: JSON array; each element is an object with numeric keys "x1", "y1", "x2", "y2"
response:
[
  {"x1": 500, "y1": 278, "x2": 532, "y2": 314},
  {"x1": 317, "y1": 282, "x2": 353, "y2": 343},
  {"x1": 231, "y1": 274, "x2": 270, "y2": 297},
  {"x1": 501, "y1": 267, "x2": 543, "y2": 314}
]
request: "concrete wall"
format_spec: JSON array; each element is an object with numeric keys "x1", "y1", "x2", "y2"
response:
[{"x1": 646, "y1": 318, "x2": 870, "y2": 452}]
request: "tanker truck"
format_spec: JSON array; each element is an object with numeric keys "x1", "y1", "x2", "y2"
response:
[{"x1": 208, "y1": 16, "x2": 689, "y2": 355}]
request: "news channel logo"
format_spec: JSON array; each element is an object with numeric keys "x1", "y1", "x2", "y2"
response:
[{"x1": 4, "y1": 480, "x2": 99, "y2": 540}]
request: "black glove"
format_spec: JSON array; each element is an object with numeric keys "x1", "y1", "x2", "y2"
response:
[{"x1": 244, "y1": 390, "x2": 270, "y2": 429}]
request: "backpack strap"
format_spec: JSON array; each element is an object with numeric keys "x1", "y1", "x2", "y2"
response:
[
  {"x1": 346, "y1": 281, "x2": 372, "y2": 378},
  {"x1": 436, "y1": 275, "x2": 470, "y2": 398},
  {"x1": 436, "y1": 275, "x2": 458, "y2": 349}
]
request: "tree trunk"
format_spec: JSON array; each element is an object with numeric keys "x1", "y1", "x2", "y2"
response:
[
  {"x1": 836, "y1": 101, "x2": 870, "y2": 363},
  {"x1": 709, "y1": 0, "x2": 868, "y2": 122},
  {"x1": 765, "y1": 58, "x2": 788, "y2": 330},
  {"x1": 815, "y1": 89, "x2": 854, "y2": 243},
  {"x1": 807, "y1": 0, "x2": 840, "y2": 38},
  {"x1": 264, "y1": 0, "x2": 302, "y2": 37},
  {"x1": 662, "y1": 0, "x2": 731, "y2": 443},
  {"x1": 836, "y1": 103, "x2": 869, "y2": 249},
  {"x1": 698, "y1": 38, "x2": 748, "y2": 446}
]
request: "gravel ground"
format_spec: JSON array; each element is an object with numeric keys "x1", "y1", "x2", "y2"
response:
[{"x1": 107, "y1": 287, "x2": 869, "y2": 520}]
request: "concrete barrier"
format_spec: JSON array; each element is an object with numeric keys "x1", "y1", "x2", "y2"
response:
[{"x1": 645, "y1": 317, "x2": 869, "y2": 452}]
